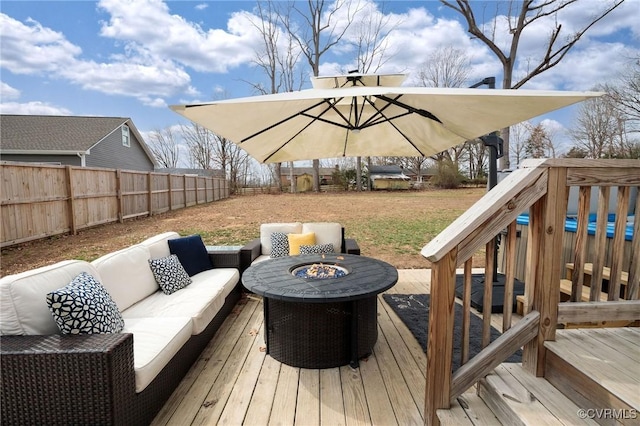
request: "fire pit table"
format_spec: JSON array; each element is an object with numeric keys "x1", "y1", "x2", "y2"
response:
[{"x1": 242, "y1": 254, "x2": 398, "y2": 369}]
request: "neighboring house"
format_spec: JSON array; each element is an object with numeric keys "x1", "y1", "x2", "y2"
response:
[
  {"x1": 403, "y1": 166, "x2": 438, "y2": 183},
  {"x1": 369, "y1": 165, "x2": 411, "y2": 190},
  {"x1": 0, "y1": 115, "x2": 157, "y2": 171}
]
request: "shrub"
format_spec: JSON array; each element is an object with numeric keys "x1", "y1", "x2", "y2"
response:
[{"x1": 431, "y1": 161, "x2": 465, "y2": 189}]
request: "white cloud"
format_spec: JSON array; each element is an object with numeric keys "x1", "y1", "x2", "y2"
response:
[
  {"x1": 0, "y1": 101, "x2": 72, "y2": 115},
  {"x1": 0, "y1": 13, "x2": 81, "y2": 74},
  {"x1": 97, "y1": 0, "x2": 260, "y2": 73},
  {"x1": 0, "y1": 82, "x2": 20, "y2": 100}
]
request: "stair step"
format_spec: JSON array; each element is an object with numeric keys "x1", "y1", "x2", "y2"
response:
[
  {"x1": 478, "y1": 364, "x2": 599, "y2": 425},
  {"x1": 437, "y1": 385, "x2": 502, "y2": 425},
  {"x1": 544, "y1": 328, "x2": 640, "y2": 421}
]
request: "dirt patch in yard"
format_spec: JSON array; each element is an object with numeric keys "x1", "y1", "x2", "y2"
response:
[{"x1": 0, "y1": 189, "x2": 486, "y2": 277}]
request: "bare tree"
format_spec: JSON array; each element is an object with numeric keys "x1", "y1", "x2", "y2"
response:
[
  {"x1": 525, "y1": 122, "x2": 556, "y2": 159},
  {"x1": 182, "y1": 123, "x2": 217, "y2": 169},
  {"x1": 347, "y1": 1, "x2": 399, "y2": 190},
  {"x1": 147, "y1": 127, "x2": 180, "y2": 168},
  {"x1": 509, "y1": 121, "x2": 530, "y2": 167},
  {"x1": 247, "y1": 1, "x2": 307, "y2": 193},
  {"x1": 280, "y1": 0, "x2": 363, "y2": 192},
  {"x1": 350, "y1": 2, "x2": 398, "y2": 74},
  {"x1": 608, "y1": 56, "x2": 640, "y2": 130},
  {"x1": 569, "y1": 91, "x2": 627, "y2": 158},
  {"x1": 415, "y1": 45, "x2": 470, "y2": 88},
  {"x1": 442, "y1": 0, "x2": 625, "y2": 169},
  {"x1": 415, "y1": 46, "x2": 472, "y2": 181}
]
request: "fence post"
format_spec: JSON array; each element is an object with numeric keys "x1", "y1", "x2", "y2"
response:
[
  {"x1": 183, "y1": 175, "x2": 187, "y2": 208},
  {"x1": 147, "y1": 172, "x2": 152, "y2": 217},
  {"x1": 168, "y1": 174, "x2": 173, "y2": 211},
  {"x1": 65, "y1": 166, "x2": 77, "y2": 235}
]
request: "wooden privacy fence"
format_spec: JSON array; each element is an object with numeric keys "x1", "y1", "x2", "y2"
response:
[{"x1": 0, "y1": 162, "x2": 230, "y2": 247}]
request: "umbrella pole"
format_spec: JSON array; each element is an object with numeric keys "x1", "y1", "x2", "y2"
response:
[{"x1": 481, "y1": 133, "x2": 504, "y2": 280}]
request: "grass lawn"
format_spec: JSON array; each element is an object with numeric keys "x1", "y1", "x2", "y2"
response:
[{"x1": 0, "y1": 188, "x2": 486, "y2": 277}]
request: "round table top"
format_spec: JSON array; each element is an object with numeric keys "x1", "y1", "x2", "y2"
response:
[{"x1": 242, "y1": 254, "x2": 398, "y2": 303}]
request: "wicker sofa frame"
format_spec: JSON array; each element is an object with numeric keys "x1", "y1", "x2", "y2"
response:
[
  {"x1": 0, "y1": 253, "x2": 242, "y2": 426},
  {"x1": 240, "y1": 226, "x2": 360, "y2": 269}
]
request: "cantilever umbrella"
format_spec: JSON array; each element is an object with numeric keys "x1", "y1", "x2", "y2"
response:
[{"x1": 170, "y1": 74, "x2": 602, "y2": 163}]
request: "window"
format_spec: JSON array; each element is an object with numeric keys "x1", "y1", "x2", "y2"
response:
[{"x1": 122, "y1": 125, "x2": 130, "y2": 147}]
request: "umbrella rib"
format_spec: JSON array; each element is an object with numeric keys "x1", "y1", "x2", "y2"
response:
[
  {"x1": 374, "y1": 94, "x2": 442, "y2": 124},
  {"x1": 239, "y1": 99, "x2": 330, "y2": 144},
  {"x1": 359, "y1": 94, "x2": 404, "y2": 128},
  {"x1": 371, "y1": 104, "x2": 428, "y2": 157},
  {"x1": 263, "y1": 98, "x2": 352, "y2": 162}
]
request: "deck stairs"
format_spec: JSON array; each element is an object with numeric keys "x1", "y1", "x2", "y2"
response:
[{"x1": 437, "y1": 328, "x2": 640, "y2": 425}]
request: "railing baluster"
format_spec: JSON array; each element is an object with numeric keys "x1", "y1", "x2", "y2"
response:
[
  {"x1": 503, "y1": 221, "x2": 517, "y2": 331},
  {"x1": 461, "y1": 259, "x2": 472, "y2": 365},
  {"x1": 628, "y1": 189, "x2": 640, "y2": 300},
  {"x1": 482, "y1": 239, "x2": 495, "y2": 348},
  {"x1": 571, "y1": 186, "x2": 591, "y2": 301},
  {"x1": 609, "y1": 186, "x2": 630, "y2": 301},
  {"x1": 591, "y1": 187, "x2": 610, "y2": 301}
]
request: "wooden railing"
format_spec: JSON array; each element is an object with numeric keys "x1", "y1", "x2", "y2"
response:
[{"x1": 420, "y1": 159, "x2": 640, "y2": 425}]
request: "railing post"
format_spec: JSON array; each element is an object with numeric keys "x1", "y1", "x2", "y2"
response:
[
  {"x1": 424, "y1": 248, "x2": 457, "y2": 426},
  {"x1": 522, "y1": 166, "x2": 567, "y2": 377}
]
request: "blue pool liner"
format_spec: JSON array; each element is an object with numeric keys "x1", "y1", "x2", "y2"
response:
[{"x1": 516, "y1": 213, "x2": 634, "y2": 242}]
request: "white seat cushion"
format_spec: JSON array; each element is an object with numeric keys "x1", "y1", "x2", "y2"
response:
[
  {"x1": 91, "y1": 245, "x2": 158, "y2": 311},
  {"x1": 302, "y1": 222, "x2": 342, "y2": 252},
  {"x1": 260, "y1": 222, "x2": 302, "y2": 255},
  {"x1": 122, "y1": 268, "x2": 239, "y2": 335},
  {"x1": 122, "y1": 317, "x2": 192, "y2": 393},
  {"x1": 140, "y1": 232, "x2": 180, "y2": 259},
  {"x1": 0, "y1": 260, "x2": 101, "y2": 335}
]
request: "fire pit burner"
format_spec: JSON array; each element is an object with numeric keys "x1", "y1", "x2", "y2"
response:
[{"x1": 291, "y1": 263, "x2": 348, "y2": 279}]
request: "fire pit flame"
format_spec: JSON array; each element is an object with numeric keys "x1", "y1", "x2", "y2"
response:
[{"x1": 291, "y1": 263, "x2": 348, "y2": 279}]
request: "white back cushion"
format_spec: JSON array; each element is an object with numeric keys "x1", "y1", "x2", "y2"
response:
[
  {"x1": 92, "y1": 245, "x2": 158, "y2": 311},
  {"x1": 140, "y1": 231, "x2": 180, "y2": 259},
  {"x1": 302, "y1": 222, "x2": 342, "y2": 252},
  {"x1": 0, "y1": 260, "x2": 100, "y2": 335},
  {"x1": 260, "y1": 222, "x2": 302, "y2": 255}
]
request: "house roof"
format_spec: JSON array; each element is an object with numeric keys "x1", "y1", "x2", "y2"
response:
[
  {"x1": 0, "y1": 115, "x2": 155, "y2": 165},
  {"x1": 368, "y1": 165, "x2": 404, "y2": 174}
]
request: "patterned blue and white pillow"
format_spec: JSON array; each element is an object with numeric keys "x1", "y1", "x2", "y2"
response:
[
  {"x1": 270, "y1": 232, "x2": 289, "y2": 258},
  {"x1": 46, "y1": 272, "x2": 124, "y2": 335},
  {"x1": 299, "y1": 243, "x2": 335, "y2": 255},
  {"x1": 149, "y1": 254, "x2": 192, "y2": 295}
]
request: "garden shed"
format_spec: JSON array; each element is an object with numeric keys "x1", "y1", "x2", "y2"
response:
[{"x1": 369, "y1": 165, "x2": 410, "y2": 190}]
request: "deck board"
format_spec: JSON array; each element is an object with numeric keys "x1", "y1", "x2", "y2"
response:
[
  {"x1": 151, "y1": 269, "x2": 517, "y2": 426},
  {"x1": 547, "y1": 328, "x2": 640, "y2": 410}
]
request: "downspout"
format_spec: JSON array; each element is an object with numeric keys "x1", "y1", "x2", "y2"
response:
[{"x1": 77, "y1": 152, "x2": 86, "y2": 167}]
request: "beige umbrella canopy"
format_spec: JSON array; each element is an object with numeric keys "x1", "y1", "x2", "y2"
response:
[{"x1": 170, "y1": 74, "x2": 602, "y2": 163}]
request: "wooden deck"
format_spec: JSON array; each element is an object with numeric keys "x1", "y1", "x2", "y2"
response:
[{"x1": 151, "y1": 269, "x2": 504, "y2": 425}]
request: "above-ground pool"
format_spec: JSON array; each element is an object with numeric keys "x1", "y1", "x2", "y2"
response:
[{"x1": 515, "y1": 213, "x2": 635, "y2": 242}]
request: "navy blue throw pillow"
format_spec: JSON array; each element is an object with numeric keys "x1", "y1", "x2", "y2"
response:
[{"x1": 168, "y1": 235, "x2": 212, "y2": 276}]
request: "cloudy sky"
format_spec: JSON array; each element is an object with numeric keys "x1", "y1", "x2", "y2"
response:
[{"x1": 1, "y1": 0, "x2": 639, "y2": 161}]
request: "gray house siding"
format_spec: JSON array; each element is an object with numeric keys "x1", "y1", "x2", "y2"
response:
[
  {"x1": 86, "y1": 128, "x2": 154, "y2": 171},
  {"x1": 0, "y1": 154, "x2": 81, "y2": 166}
]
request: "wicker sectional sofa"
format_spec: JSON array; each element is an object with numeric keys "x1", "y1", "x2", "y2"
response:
[{"x1": 0, "y1": 231, "x2": 242, "y2": 425}]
